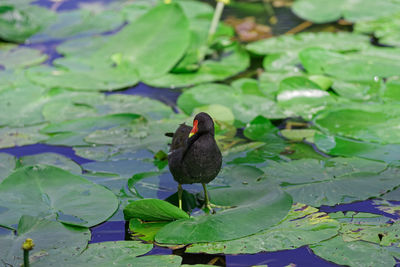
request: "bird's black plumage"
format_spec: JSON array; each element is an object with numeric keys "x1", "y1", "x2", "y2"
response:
[{"x1": 168, "y1": 112, "x2": 222, "y2": 185}]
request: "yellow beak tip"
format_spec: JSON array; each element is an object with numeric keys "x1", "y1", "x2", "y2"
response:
[{"x1": 189, "y1": 132, "x2": 195, "y2": 138}]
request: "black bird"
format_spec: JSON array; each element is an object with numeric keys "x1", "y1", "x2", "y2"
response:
[{"x1": 167, "y1": 112, "x2": 222, "y2": 211}]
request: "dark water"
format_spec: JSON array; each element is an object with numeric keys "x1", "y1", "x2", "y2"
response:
[{"x1": 3, "y1": 0, "x2": 399, "y2": 266}]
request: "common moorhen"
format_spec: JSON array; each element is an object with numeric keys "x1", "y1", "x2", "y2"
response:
[{"x1": 168, "y1": 112, "x2": 222, "y2": 212}]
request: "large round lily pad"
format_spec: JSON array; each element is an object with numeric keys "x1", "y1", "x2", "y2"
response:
[
  {"x1": 0, "y1": 165, "x2": 118, "y2": 228},
  {"x1": 0, "y1": 215, "x2": 90, "y2": 267},
  {"x1": 31, "y1": 240, "x2": 182, "y2": 267},
  {"x1": 186, "y1": 203, "x2": 339, "y2": 254},
  {"x1": 314, "y1": 104, "x2": 400, "y2": 144},
  {"x1": 155, "y1": 180, "x2": 292, "y2": 244},
  {"x1": 292, "y1": 0, "x2": 400, "y2": 23},
  {"x1": 261, "y1": 157, "x2": 400, "y2": 206}
]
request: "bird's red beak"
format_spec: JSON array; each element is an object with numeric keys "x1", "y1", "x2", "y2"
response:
[{"x1": 189, "y1": 119, "x2": 198, "y2": 138}]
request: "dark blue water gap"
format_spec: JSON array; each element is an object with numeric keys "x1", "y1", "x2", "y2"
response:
[
  {"x1": 32, "y1": 0, "x2": 116, "y2": 11},
  {"x1": 22, "y1": 40, "x2": 64, "y2": 65},
  {"x1": 89, "y1": 221, "x2": 126, "y2": 244},
  {"x1": 107, "y1": 83, "x2": 181, "y2": 111},
  {"x1": 320, "y1": 199, "x2": 400, "y2": 220},
  {"x1": 0, "y1": 144, "x2": 93, "y2": 165}
]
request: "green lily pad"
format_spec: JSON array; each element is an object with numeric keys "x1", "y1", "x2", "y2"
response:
[
  {"x1": 0, "y1": 165, "x2": 118, "y2": 228},
  {"x1": 261, "y1": 157, "x2": 398, "y2": 206},
  {"x1": 383, "y1": 77, "x2": 400, "y2": 102},
  {"x1": 33, "y1": 241, "x2": 181, "y2": 267},
  {"x1": 310, "y1": 211, "x2": 400, "y2": 267},
  {"x1": 0, "y1": 215, "x2": 90, "y2": 267},
  {"x1": 246, "y1": 32, "x2": 369, "y2": 55},
  {"x1": 177, "y1": 83, "x2": 284, "y2": 124},
  {"x1": 19, "y1": 153, "x2": 82, "y2": 174},
  {"x1": 129, "y1": 218, "x2": 169, "y2": 242},
  {"x1": 124, "y1": 198, "x2": 190, "y2": 221},
  {"x1": 314, "y1": 133, "x2": 400, "y2": 164},
  {"x1": 0, "y1": 84, "x2": 48, "y2": 127},
  {"x1": 82, "y1": 158, "x2": 157, "y2": 178},
  {"x1": 0, "y1": 45, "x2": 47, "y2": 69},
  {"x1": 311, "y1": 236, "x2": 396, "y2": 267},
  {"x1": 314, "y1": 104, "x2": 400, "y2": 144},
  {"x1": 280, "y1": 129, "x2": 316, "y2": 143},
  {"x1": 27, "y1": 63, "x2": 140, "y2": 92},
  {"x1": 0, "y1": 125, "x2": 48, "y2": 149},
  {"x1": 355, "y1": 12, "x2": 400, "y2": 47},
  {"x1": 155, "y1": 180, "x2": 292, "y2": 244},
  {"x1": 84, "y1": 116, "x2": 184, "y2": 153},
  {"x1": 243, "y1": 115, "x2": 277, "y2": 141},
  {"x1": 292, "y1": 0, "x2": 400, "y2": 23},
  {"x1": 186, "y1": 203, "x2": 339, "y2": 254},
  {"x1": 300, "y1": 46, "x2": 400, "y2": 81},
  {"x1": 144, "y1": 43, "x2": 250, "y2": 88},
  {"x1": 331, "y1": 79, "x2": 382, "y2": 101},
  {"x1": 0, "y1": 2, "x2": 56, "y2": 42},
  {"x1": 0, "y1": 153, "x2": 15, "y2": 183},
  {"x1": 42, "y1": 113, "x2": 141, "y2": 146},
  {"x1": 277, "y1": 76, "x2": 335, "y2": 119},
  {"x1": 28, "y1": 8, "x2": 124, "y2": 42}
]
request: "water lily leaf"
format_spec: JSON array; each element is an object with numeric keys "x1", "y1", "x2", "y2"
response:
[
  {"x1": 0, "y1": 215, "x2": 90, "y2": 267},
  {"x1": 355, "y1": 12, "x2": 400, "y2": 47},
  {"x1": 82, "y1": 158, "x2": 157, "y2": 178},
  {"x1": 300, "y1": 46, "x2": 400, "y2": 81},
  {"x1": 19, "y1": 152, "x2": 82, "y2": 174},
  {"x1": 262, "y1": 51, "x2": 301, "y2": 73},
  {"x1": 246, "y1": 32, "x2": 369, "y2": 55},
  {"x1": 277, "y1": 76, "x2": 335, "y2": 119},
  {"x1": 42, "y1": 93, "x2": 174, "y2": 123},
  {"x1": 310, "y1": 211, "x2": 399, "y2": 267},
  {"x1": 42, "y1": 113, "x2": 141, "y2": 146},
  {"x1": 177, "y1": 83, "x2": 284, "y2": 124},
  {"x1": 0, "y1": 85, "x2": 48, "y2": 127},
  {"x1": 227, "y1": 138, "x2": 287, "y2": 165},
  {"x1": 32, "y1": 241, "x2": 181, "y2": 267},
  {"x1": 280, "y1": 129, "x2": 316, "y2": 143},
  {"x1": 84, "y1": 116, "x2": 184, "y2": 153},
  {"x1": 243, "y1": 116, "x2": 277, "y2": 141},
  {"x1": 0, "y1": 153, "x2": 15, "y2": 183},
  {"x1": 155, "y1": 180, "x2": 292, "y2": 244},
  {"x1": 0, "y1": 125, "x2": 48, "y2": 149},
  {"x1": 331, "y1": 79, "x2": 382, "y2": 101},
  {"x1": 310, "y1": 236, "x2": 396, "y2": 267},
  {"x1": 27, "y1": 63, "x2": 140, "y2": 92},
  {"x1": 124, "y1": 198, "x2": 190, "y2": 221},
  {"x1": 261, "y1": 157, "x2": 396, "y2": 206},
  {"x1": 0, "y1": 46, "x2": 47, "y2": 69},
  {"x1": 96, "y1": 2, "x2": 190, "y2": 80},
  {"x1": 28, "y1": 8, "x2": 124, "y2": 42},
  {"x1": 0, "y1": 165, "x2": 118, "y2": 228},
  {"x1": 314, "y1": 133, "x2": 400, "y2": 164},
  {"x1": 129, "y1": 218, "x2": 169, "y2": 242},
  {"x1": 145, "y1": 44, "x2": 250, "y2": 88},
  {"x1": 383, "y1": 77, "x2": 400, "y2": 102},
  {"x1": 292, "y1": 0, "x2": 400, "y2": 23},
  {"x1": 186, "y1": 203, "x2": 339, "y2": 254},
  {"x1": 314, "y1": 104, "x2": 400, "y2": 144},
  {"x1": 0, "y1": 2, "x2": 56, "y2": 42}
]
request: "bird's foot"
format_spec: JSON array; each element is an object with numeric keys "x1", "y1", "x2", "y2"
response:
[{"x1": 203, "y1": 202, "x2": 236, "y2": 214}]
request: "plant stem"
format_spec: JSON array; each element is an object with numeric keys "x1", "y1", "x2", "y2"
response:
[
  {"x1": 23, "y1": 250, "x2": 29, "y2": 267},
  {"x1": 208, "y1": 1, "x2": 227, "y2": 43}
]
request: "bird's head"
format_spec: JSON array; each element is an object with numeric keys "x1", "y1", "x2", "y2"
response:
[{"x1": 189, "y1": 112, "x2": 215, "y2": 138}]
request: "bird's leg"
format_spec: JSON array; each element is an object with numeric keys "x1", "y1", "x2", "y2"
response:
[
  {"x1": 178, "y1": 184, "x2": 183, "y2": 210},
  {"x1": 202, "y1": 183, "x2": 214, "y2": 214},
  {"x1": 202, "y1": 183, "x2": 237, "y2": 213}
]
